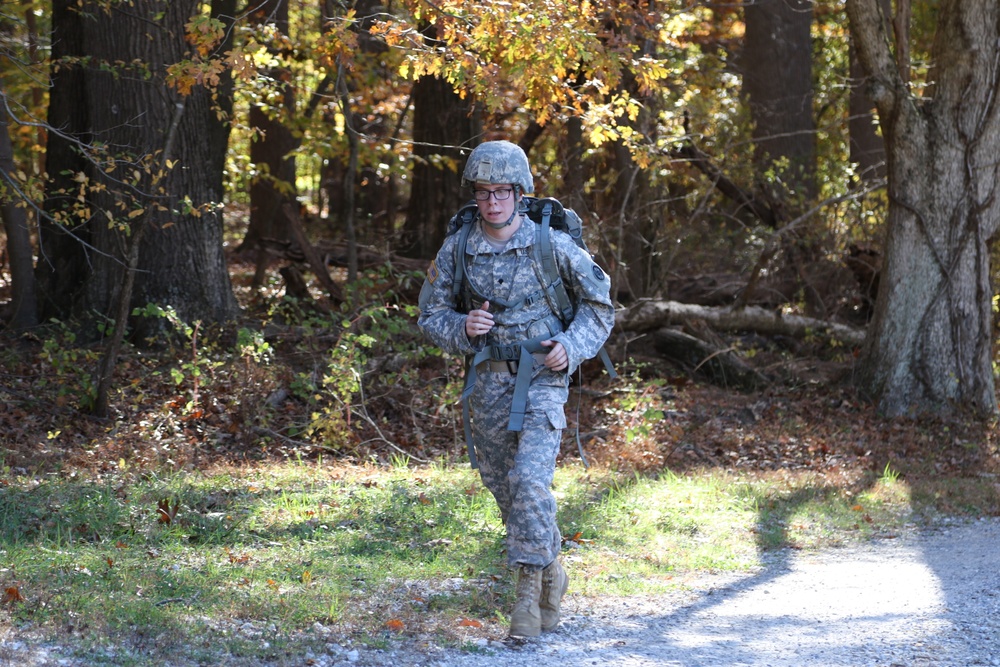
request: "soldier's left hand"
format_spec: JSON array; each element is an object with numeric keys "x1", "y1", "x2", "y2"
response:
[{"x1": 539, "y1": 340, "x2": 568, "y2": 371}]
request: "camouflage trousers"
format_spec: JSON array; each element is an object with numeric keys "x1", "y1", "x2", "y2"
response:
[{"x1": 470, "y1": 368, "x2": 568, "y2": 569}]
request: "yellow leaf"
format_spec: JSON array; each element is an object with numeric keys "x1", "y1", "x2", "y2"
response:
[
  {"x1": 128, "y1": 209, "x2": 144, "y2": 219},
  {"x1": 589, "y1": 126, "x2": 606, "y2": 146}
]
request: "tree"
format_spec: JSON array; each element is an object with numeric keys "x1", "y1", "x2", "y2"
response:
[
  {"x1": 742, "y1": 0, "x2": 817, "y2": 202},
  {"x1": 738, "y1": 0, "x2": 837, "y2": 315},
  {"x1": 0, "y1": 87, "x2": 38, "y2": 330},
  {"x1": 0, "y1": 5, "x2": 47, "y2": 331},
  {"x1": 240, "y1": 0, "x2": 299, "y2": 283},
  {"x1": 35, "y1": 0, "x2": 240, "y2": 339},
  {"x1": 400, "y1": 73, "x2": 477, "y2": 260},
  {"x1": 847, "y1": 0, "x2": 1000, "y2": 417},
  {"x1": 849, "y1": 31, "x2": 887, "y2": 181}
]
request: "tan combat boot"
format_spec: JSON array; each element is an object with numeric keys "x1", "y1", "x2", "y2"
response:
[
  {"x1": 509, "y1": 566, "x2": 542, "y2": 637},
  {"x1": 540, "y1": 559, "x2": 568, "y2": 632}
]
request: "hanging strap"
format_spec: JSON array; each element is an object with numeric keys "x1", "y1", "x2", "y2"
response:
[{"x1": 460, "y1": 335, "x2": 551, "y2": 467}]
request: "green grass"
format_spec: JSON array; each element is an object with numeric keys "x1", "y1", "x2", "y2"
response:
[{"x1": 0, "y1": 460, "x2": 968, "y2": 665}]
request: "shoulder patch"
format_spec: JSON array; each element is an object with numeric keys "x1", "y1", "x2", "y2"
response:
[
  {"x1": 426, "y1": 260, "x2": 439, "y2": 284},
  {"x1": 592, "y1": 264, "x2": 606, "y2": 281}
]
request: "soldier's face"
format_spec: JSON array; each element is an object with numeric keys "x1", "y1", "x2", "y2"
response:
[{"x1": 474, "y1": 183, "x2": 518, "y2": 226}]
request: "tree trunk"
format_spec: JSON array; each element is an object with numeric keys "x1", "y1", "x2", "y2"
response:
[
  {"x1": 241, "y1": 0, "x2": 297, "y2": 259},
  {"x1": 849, "y1": 36, "x2": 887, "y2": 181},
  {"x1": 37, "y1": 0, "x2": 239, "y2": 340},
  {"x1": 847, "y1": 0, "x2": 1000, "y2": 417},
  {"x1": 742, "y1": 0, "x2": 817, "y2": 201},
  {"x1": 400, "y1": 75, "x2": 477, "y2": 259},
  {"x1": 0, "y1": 85, "x2": 38, "y2": 330},
  {"x1": 741, "y1": 0, "x2": 832, "y2": 316}
]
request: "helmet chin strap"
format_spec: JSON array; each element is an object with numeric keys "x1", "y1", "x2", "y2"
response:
[{"x1": 482, "y1": 209, "x2": 519, "y2": 230}]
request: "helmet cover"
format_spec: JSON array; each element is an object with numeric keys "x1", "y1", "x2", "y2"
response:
[{"x1": 461, "y1": 140, "x2": 534, "y2": 194}]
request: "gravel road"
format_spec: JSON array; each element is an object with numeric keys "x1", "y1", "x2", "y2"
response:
[
  {"x1": 365, "y1": 517, "x2": 1000, "y2": 667},
  {"x1": 4, "y1": 517, "x2": 999, "y2": 667}
]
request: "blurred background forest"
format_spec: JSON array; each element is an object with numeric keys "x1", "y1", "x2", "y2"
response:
[{"x1": 1, "y1": 0, "x2": 998, "y2": 475}]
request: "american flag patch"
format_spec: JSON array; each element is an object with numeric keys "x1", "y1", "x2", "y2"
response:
[{"x1": 426, "y1": 260, "x2": 439, "y2": 284}]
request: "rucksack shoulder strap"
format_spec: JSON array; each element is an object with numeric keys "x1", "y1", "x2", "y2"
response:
[
  {"x1": 531, "y1": 200, "x2": 576, "y2": 324},
  {"x1": 449, "y1": 203, "x2": 479, "y2": 303}
]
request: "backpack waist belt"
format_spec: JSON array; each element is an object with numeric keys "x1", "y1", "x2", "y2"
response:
[
  {"x1": 479, "y1": 352, "x2": 549, "y2": 374},
  {"x1": 460, "y1": 334, "x2": 551, "y2": 469}
]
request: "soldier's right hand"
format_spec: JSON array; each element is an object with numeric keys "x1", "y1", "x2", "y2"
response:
[{"x1": 465, "y1": 300, "x2": 495, "y2": 338}]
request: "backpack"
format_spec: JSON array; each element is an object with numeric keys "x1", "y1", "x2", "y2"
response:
[
  {"x1": 446, "y1": 196, "x2": 617, "y2": 468},
  {"x1": 448, "y1": 196, "x2": 593, "y2": 325}
]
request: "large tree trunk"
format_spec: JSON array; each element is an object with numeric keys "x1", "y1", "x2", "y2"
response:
[
  {"x1": 399, "y1": 74, "x2": 477, "y2": 259},
  {"x1": 849, "y1": 38, "x2": 887, "y2": 182},
  {"x1": 0, "y1": 85, "x2": 38, "y2": 330},
  {"x1": 37, "y1": 0, "x2": 239, "y2": 339},
  {"x1": 740, "y1": 0, "x2": 831, "y2": 316},
  {"x1": 241, "y1": 0, "x2": 297, "y2": 256},
  {"x1": 742, "y1": 0, "x2": 817, "y2": 201},
  {"x1": 847, "y1": 0, "x2": 1000, "y2": 417}
]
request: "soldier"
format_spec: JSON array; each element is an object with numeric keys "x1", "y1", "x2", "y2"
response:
[{"x1": 418, "y1": 140, "x2": 615, "y2": 637}]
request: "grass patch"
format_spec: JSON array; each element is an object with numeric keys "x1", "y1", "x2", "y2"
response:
[{"x1": 0, "y1": 460, "x2": 978, "y2": 665}]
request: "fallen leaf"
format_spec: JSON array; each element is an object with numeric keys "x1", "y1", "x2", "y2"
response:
[
  {"x1": 458, "y1": 618, "x2": 482, "y2": 628},
  {"x1": 385, "y1": 619, "x2": 405, "y2": 631},
  {"x1": 226, "y1": 547, "x2": 251, "y2": 564},
  {"x1": 157, "y1": 498, "x2": 179, "y2": 525},
  {"x1": 2, "y1": 586, "x2": 24, "y2": 604}
]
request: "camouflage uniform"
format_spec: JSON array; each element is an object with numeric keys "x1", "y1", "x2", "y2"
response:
[{"x1": 418, "y1": 210, "x2": 614, "y2": 569}]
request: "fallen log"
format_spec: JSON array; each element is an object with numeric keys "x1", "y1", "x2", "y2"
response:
[
  {"x1": 617, "y1": 299, "x2": 866, "y2": 347},
  {"x1": 652, "y1": 327, "x2": 769, "y2": 390}
]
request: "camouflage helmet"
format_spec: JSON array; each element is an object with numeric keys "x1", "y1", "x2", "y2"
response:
[{"x1": 461, "y1": 140, "x2": 534, "y2": 194}]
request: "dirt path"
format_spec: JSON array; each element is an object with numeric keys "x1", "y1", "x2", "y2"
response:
[
  {"x1": 375, "y1": 517, "x2": 1000, "y2": 667},
  {"x1": 4, "y1": 518, "x2": 998, "y2": 666}
]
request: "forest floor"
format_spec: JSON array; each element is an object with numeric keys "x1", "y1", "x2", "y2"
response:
[{"x1": 1, "y1": 226, "x2": 998, "y2": 490}]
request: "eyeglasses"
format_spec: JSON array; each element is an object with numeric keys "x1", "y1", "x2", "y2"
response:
[{"x1": 473, "y1": 188, "x2": 514, "y2": 201}]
